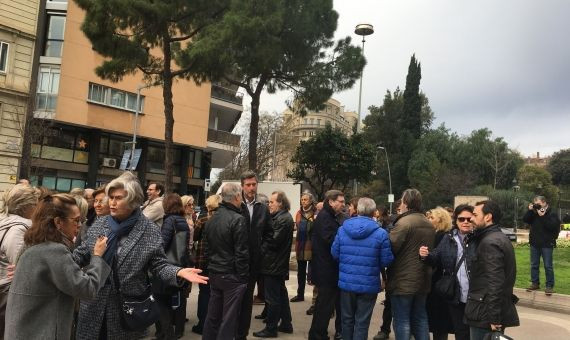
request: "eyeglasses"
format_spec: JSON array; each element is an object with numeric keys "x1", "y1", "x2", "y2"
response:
[
  {"x1": 67, "y1": 217, "x2": 83, "y2": 225},
  {"x1": 457, "y1": 217, "x2": 471, "y2": 223}
]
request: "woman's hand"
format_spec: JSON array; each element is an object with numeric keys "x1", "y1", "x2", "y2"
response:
[
  {"x1": 93, "y1": 236, "x2": 108, "y2": 257},
  {"x1": 6, "y1": 264, "x2": 15, "y2": 279},
  {"x1": 419, "y1": 246, "x2": 429, "y2": 257},
  {"x1": 177, "y1": 267, "x2": 208, "y2": 284}
]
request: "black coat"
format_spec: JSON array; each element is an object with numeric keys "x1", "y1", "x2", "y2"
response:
[
  {"x1": 161, "y1": 214, "x2": 190, "y2": 253},
  {"x1": 523, "y1": 208, "x2": 561, "y2": 248},
  {"x1": 241, "y1": 196, "x2": 272, "y2": 274},
  {"x1": 261, "y1": 210, "x2": 294, "y2": 277},
  {"x1": 311, "y1": 202, "x2": 344, "y2": 288},
  {"x1": 425, "y1": 231, "x2": 454, "y2": 334},
  {"x1": 464, "y1": 225, "x2": 519, "y2": 328},
  {"x1": 205, "y1": 202, "x2": 250, "y2": 280}
]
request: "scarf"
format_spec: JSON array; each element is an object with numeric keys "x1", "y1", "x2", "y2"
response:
[{"x1": 102, "y1": 208, "x2": 141, "y2": 265}]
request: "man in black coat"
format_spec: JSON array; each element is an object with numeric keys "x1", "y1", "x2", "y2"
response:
[
  {"x1": 523, "y1": 195, "x2": 561, "y2": 295},
  {"x1": 236, "y1": 170, "x2": 272, "y2": 340},
  {"x1": 308, "y1": 190, "x2": 346, "y2": 340},
  {"x1": 465, "y1": 200, "x2": 519, "y2": 340},
  {"x1": 202, "y1": 183, "x2": 249, "y2": 340}
]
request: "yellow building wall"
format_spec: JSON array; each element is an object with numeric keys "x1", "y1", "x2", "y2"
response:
[{"x1": 55, "y1": 1, "x2": 211, "y2": 148}]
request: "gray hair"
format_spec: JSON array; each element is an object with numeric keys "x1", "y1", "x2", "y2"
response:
[
  {"x1": 0, "y1": 184, "x2": 40, "y2": 218},
  {"x1": 106, "y1": 172, "x2": 144, "y2": 210},
  {"x1": 221, "y1": 183, "x2": 242, "y2": 202},
  {"x1": 257, "y1": 193, "x2": 269, "y2": 205},
  {"x1": 534, "y1": 195, "x2": 546, "y2": 203},
  {"x1": 301, "y1": 191, "x2": 315, "y2": 203},
  {"x1": 357, "y1": 197, "x2": 377, "y2": 217},
  {"x1": 73, "y1": 195, "x2": 88, "y2": 221}
]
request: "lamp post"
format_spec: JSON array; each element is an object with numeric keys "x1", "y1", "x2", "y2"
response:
[
  {"x1": 513, "y1": 179, "x2": 520, "y2": 233},
  {"x1": 127, "y1": 83, "x2": 152, "y2": 170},
  {"x1": 377, "y1": 146, "x2": 393, "y2": 214},
  {"x1": 354, "y1": 23, "x2": 374, "y2": 133}
]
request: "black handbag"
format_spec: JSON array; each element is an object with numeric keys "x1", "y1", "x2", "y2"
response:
[
  {"x1": 165, "y1": 227, "x2": 189, "y2": 267},
  {"x1": 112, "y1": 259, "x2": 160, "y2": 331},
  {"x1": 434, "y1": 252, "x2": 465, "y2": 300},
  {"x1": 485, "y1": 331, "x2": 514, "y2": 340}
]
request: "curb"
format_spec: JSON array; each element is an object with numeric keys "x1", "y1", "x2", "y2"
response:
[{"x1": 514, "y1": 288, "x2": 570, "y2": 314}]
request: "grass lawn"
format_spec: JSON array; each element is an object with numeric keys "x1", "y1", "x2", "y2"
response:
[{"x1": 515, "y1": 247, "x2": 570, "y2": 295}]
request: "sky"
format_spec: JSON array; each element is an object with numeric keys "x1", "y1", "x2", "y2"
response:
[{"x1": 244, "y1": 0, "x2": 570, "y2": 158}]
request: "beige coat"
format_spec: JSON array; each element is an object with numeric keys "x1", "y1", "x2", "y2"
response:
[
  {"x1": 142, "y1": 196, "x2": 164, "y2": 227},
  {"x1": 0, "y1": 215, "x2": 32, "y2": 287}
]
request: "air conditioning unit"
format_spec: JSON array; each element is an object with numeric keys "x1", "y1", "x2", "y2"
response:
[{"x1": 102, "y1": 158, "x2": 117, "y2": 168}]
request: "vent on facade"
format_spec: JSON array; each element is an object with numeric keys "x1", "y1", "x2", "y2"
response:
[{"x1": 102, "y1": 158, "x2": 117, "y2": 168}]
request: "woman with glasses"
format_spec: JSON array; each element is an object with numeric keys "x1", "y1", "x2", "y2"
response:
[
  {"x1": 419, "y1": 204, "x2": 475, "y2": 340},
  {"x1": 4, "y1": 194, "x2": 109, "y2": 339}
]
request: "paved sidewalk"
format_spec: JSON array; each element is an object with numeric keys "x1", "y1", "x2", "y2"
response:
[{"x1": 149, "y1": 271, "x2": 570, "y2": 339}]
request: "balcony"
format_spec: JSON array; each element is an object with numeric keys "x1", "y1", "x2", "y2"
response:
[
  {"x1": 207, "y1": 128, "x2": 240, "y2": 147},
  {"x1": 211, "y1": 84, "x2": 244, "y2": 106}
]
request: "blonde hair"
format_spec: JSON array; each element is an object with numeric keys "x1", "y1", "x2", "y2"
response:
[
  {"x1": 429, "y1": 207, "x2": 452, "y2": 232},
  {"x1": 0, "y1": 184, "x2": 40, "y2": 218},
  {"x1": 181, "y1": 195, "x2": 195, "y2": 207},
  {"x1": 205, "y1": 195, "x2": 222, "y2": 212}
]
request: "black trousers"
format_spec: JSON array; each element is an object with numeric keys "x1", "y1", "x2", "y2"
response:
[
  {"x1": 155, "y1": 293, "x2": 176, "y2": 340},
  {"x1": 309, "y1": 285, "x2": 341, "y2": 340},
  {"x1": 196, "y1": 282, "x2": 211, "y2": 328},
  {"x1": 264, "y1": 275, "x2": 293, "y2": 330},
  {"x1": 236, "y1": 273, "x2": 258, "y2": 339},
  {"x1": 448, "y1": 302, "x2": 470, "y2": 340},
  {"x1": 381, "y1": 290, "x2": 392, "y2": 334},
  {"x1": 297, "y1": 260, "x2": 308, "y2": 297},
  {"x1": 202, "y1": 273, "x2": 248, "y2": 340}
]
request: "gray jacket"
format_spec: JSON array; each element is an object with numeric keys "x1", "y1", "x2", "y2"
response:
[
  {"x1": 0, "y1": 215, "x2": 32, "y2": 286},
  {"x1": 5, "y1": 242, "x2": 110, "y2": 340},
  {"x1": 73, "y1": 214, "x2": 181, "y2": 339}
]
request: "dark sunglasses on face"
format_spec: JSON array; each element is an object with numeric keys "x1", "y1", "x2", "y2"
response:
[{"x1": 457, "y1": 217, "x2": 471, "y2": 222}]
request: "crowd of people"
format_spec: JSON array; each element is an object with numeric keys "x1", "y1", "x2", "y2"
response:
[{"x1": 0, "y1": 168, "x2": 560, "y2": 339}]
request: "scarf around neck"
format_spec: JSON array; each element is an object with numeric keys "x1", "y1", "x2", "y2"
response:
[{"x1": 102, "y1": 208, "x2": 141, "y2": 265}]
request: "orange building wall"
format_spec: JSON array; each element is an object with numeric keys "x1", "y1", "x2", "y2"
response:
[{"x1": 56, "y1": 1, "x2": 210, "y2": 148}]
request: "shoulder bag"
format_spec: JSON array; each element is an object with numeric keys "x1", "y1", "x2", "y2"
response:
[{"x1": 434, "y1": 251, "x2": 465, "y2": 300}]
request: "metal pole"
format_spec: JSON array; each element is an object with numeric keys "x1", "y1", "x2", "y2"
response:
[
  {"x1": 130, "y1": 87, "x2": 141, "y2": 170},
  {"x1": 382, "y1": 147, "x2": 393, "y2": 215},
  {"x1": 356, "y1": 36, "x2": 365, "y2": 133},
  {"x1": 272, "y1": 131, "x2": 278, "y2": 180}
]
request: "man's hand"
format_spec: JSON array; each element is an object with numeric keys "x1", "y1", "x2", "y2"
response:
[
  {"x1": 528, "y1": 203, "x2": 534, "y2": 211},
  {"x1": 6, "y1": 264, "x2": 15, "y2": 279},
  {"x1": 419, "y1": 246, "x2": 429, "y2": 257},
  {"x1": 490, "y1": 324, "x2": 502, "y2": 331},
  {"x1": 177, "y1": 267, "x2": 208, "y2": 284}
]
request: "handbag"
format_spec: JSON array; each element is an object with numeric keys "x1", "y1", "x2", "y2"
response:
[
  {"x1": 434, "y1": 252, "x2": 465, "y2": 300},
  {"x1": 166, "y1": 227, "x2": 189, "y2": 267},
  {"x1": 112, "y1": 259, "x2": 160, "y2": 331},
  {"x1": 485, "y1": 331, "x2": 514, "y2": 340}
]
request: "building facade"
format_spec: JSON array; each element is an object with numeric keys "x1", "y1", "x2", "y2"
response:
[
  {"x1": 271, "y1": 98, "x2": 357, "y2": 180},
  {"x1": 27, "y1": 1, "x2": 241, "y2": 202},
  {"x1": 0, "y1": 0, "x2": 40, "y2": 191}
]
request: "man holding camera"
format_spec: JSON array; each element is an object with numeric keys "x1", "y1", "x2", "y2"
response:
[{"x1": 523, "y1": 195, "x2": 561, "y2": 295}]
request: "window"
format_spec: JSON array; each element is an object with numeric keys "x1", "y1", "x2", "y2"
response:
[
  {"x1": 0, "y1": 41, "x2": 8, "y2": 73},
  {"x1": 317, "y1": 119, "x2": 321, "y2": 126},
  {"x1": 148, "y1": 145, "x2": 181, "y2": 176},
  {"x1": 36, "y1": 66, "x2": 60, "y2": 111},
  {"x1": 88, "y1": 83, "x2": 144, "y2": 112},
  {"x1": 44, "y1": 15, "x2": 66, "y2": 57},
  {"x1": 303, "y1": 118, "x2": 308, "y2": 125},
  {"x1": 32, "y1": 127, "x2": 90, "y2": 163},
  {"x1": 310, "y1": 118, "x2": 314, "y2": 125}
]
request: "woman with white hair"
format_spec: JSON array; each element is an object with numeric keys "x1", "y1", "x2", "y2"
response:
[
  {"x1": 0, "y1": 183, "x2": 40, "y2": 336},
  {"x1": 72, "y1": 172, "x2": 207, "y2": 339}
]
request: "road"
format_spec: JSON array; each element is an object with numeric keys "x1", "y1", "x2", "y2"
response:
[{"x1": 154, "y1": 271, "x2": 570, "y2": 339}]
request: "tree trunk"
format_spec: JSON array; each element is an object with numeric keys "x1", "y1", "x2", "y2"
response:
[
  {"x1": 162, "y1": 34, "x2": 175, "y2": 193},
  {"x1": 248, "y1": 94, "x2": 260, "y2": 172}
]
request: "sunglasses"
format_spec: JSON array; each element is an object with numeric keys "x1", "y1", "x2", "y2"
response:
[{"x1": 457, "y1": 217, "x2": 471, "y2": 223}]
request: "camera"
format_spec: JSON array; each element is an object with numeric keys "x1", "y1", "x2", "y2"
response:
[{"x1": 533, "y1": 203, "x2": 542, "y2": 210}]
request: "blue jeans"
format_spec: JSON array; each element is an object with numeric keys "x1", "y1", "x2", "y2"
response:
[
  {"x1": 391, "y1": 294, "x2": 429, "y2": 340},
  {"x1": 530, "y1": 246, "x2": 554, "y2": 288},
  {"x1": 340, "y1": 290, "x2": 377, "y2": 340}
]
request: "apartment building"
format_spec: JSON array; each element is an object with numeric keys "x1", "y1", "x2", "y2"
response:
[
  {"x1": 28, "y1": 0, "x2": 241, "y2": 202},
  {"x1": 0, "y1": 0, "x2": 40, "y2": 191}
]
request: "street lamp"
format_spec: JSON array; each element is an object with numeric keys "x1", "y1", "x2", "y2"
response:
[
  {"x1": 513, "y1": 179, "x2": 520, "y2": 233},
  {"x1": 377, "y1": 146, "x2": 393, "y2": 214},
  {"x1": 126, "y1": 83, "x2": 153, "y2": 170},
  {"x1": 354, "y1": 23, "x2": 374, "y2": 133}
]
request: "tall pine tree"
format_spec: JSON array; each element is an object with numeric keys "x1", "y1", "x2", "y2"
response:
[{"x1": 402, "y1": 54, "x2": 423, "y2": 140}]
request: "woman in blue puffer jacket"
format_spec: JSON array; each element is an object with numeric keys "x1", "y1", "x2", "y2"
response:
[{"x1": 331, "y1": 197, "x2": 394, "y2": 340}]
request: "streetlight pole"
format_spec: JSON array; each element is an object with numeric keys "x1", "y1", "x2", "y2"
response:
[
  {"x1": 378, "y1": 146, "x2": 393, "y2": 214},
  {"x1": 513, "y1": 179, "x2": 520, "y2": 233},
  {"x1": 128, "y1": 83, "x2": 152, "y2": 170}
]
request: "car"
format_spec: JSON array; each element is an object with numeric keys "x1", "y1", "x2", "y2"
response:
[{"x1": 501, "y1": 227, "x2": 517, "y2": 242}]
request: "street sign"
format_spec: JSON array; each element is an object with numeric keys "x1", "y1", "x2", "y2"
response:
[
  {"x1": 119, "y1": 149, "x2": 142, "y2": 170},
  {"x1": 388, "y1": 194, "x2": 395, "y2": 203},
  {"x1": 204, "y1": 179, "x2": 211, "y2": 192}
]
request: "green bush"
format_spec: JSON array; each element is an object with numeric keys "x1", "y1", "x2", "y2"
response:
[{"x1": 515, "y1": 239, "x2": 570, "y2": 248}]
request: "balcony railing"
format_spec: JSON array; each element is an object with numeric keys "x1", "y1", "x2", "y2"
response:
[
  {"x1": 211, "y1": 84, "x2": 244, "y2": 106},
  {"x1": 207, "y1": 128, "x2": 240, "y2": 147}
]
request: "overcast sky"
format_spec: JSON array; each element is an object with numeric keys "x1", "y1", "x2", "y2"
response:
[{"x1": 248, "y1": 0, "x2": 570, "y2": 157}]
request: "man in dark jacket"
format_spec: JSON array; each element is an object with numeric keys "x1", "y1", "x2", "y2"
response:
[
  {"x1": 465, "y1": 200, "x2": 519, "y2": 340},
  {"x1": 388, "y1": 189, "x2": 434, "y2": 340},
  {"x1": 202, "y1": 183, "x2": 249, "y2": 340},
  {"x1": 523, "y1": 195, "x2": 560, "y2": 295},
  {"x1": 309, "y1": 190, "x2": 346, "y2": 340},
  {"x1": 236, "y1": 170, "x2": 272, "y2": 340},
  {"x1": 253, "y1": 190, "x2": 295, "y2": 338}
]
